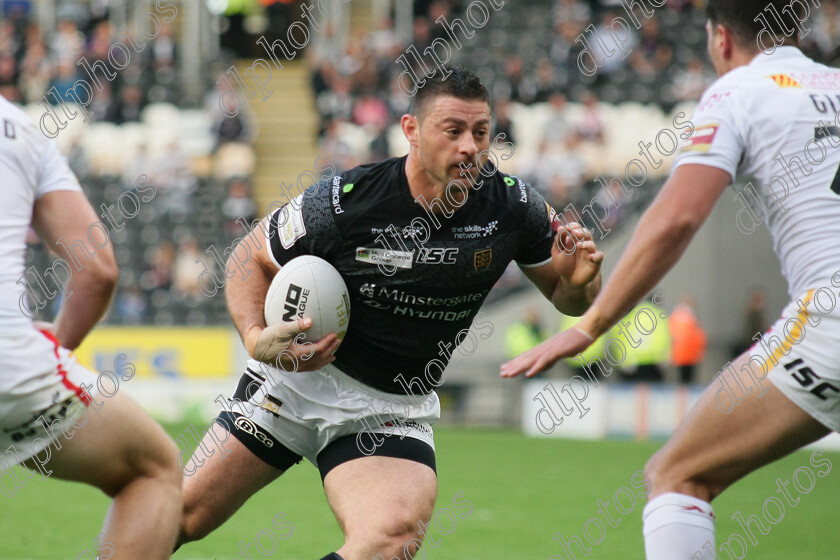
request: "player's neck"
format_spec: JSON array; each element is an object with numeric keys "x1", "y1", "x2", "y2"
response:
[{"x1": 404, "y1": 153, "x2": 458, "y2": 214}]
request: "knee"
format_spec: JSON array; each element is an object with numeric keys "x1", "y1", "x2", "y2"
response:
[
  {"x1": 179, "y1": 496, "x2": 212, "y2": 544},
  {"x1": 355, "y1": 508, "x2": 427, "y2": 560},
  {"x1": 643, "y1": 449, "x2": 718, "y2": 502},
  {"x1": 103, "y1": 433, "x2": 182, "y2": 497}
]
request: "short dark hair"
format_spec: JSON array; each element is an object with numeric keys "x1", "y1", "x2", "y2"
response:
[
  {"x1": 706, "y1": 0, "x2": 800, "y2": 48},
  {"x1": 409, "y1": 66, "x2": 490, "y2": 119}
]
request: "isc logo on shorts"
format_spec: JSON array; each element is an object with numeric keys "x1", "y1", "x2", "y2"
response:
[{"x1": 785, "y1": 358, "x2": 840, "y2": 400}]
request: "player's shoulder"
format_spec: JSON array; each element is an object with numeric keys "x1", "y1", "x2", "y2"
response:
[
  {"x1": 0, "y1": 96, "x2": 44, "y2": 143},
  {"x1": 481, "y1": 168, "x2": 546, "y2": 213},
  {"x1": 313, "y1": 156, "x2": 407, "y2": 216}
]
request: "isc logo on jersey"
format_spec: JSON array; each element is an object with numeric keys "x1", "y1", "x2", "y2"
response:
[
  {"x1": 282, "y1": 284, "x2": 310, "y2": 321},
  {"x1": 416, "y1": 247, "x2": 458, "y2": 264}
]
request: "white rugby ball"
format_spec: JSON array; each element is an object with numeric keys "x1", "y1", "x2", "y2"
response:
[{"x1": 264, "y1": 255, "x2": 351, "y2": 343}]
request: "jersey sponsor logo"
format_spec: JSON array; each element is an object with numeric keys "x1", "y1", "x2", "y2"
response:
[
  {"x1": 767, "y1": 74, "x2": 802, "y2": 88},
  {"x1": 451, "y1": 221, "x2": 498, "y2": 239},
  {"x1": 282, "y1": 284, "x2": 310, "y2": 321},
  {"x1": 331, "y1": 176, "x2": 345, "y2": 214},
  {"x1": 278, "y1": 195, "x2": 306, "y2": 249},
  {"x1": 679, "y1": 123, "x2": 719, "y2": 154},
  {"x1": 416, "y1": 247, "x2": 458, "y2": 264},
  {"x1": 504, "y1": 175, "x2": 527, "y2": 201},
  {"x1": 786, "y1": 72, "x2": 840, "y2": 90},
  {"x1": 474, "y1": 248, "x2": 492, "y2": 270},
  {"x1": 355, "y1": 247, "x2": 413, "y2": 269}
]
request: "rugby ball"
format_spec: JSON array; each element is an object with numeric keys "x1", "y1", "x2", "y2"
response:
[{"x1": 264, "y1": 255, "x2": 351, "y2": 343}]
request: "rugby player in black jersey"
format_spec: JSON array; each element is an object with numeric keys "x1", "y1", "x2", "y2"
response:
[{"x1": 176, "y1": 67, "x2": 603, "y2": 560}]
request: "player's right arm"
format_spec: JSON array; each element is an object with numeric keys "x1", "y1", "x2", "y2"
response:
[
  {"x1": 31, "y1": 190, "x2": 119, "y2": 350},
  {"x1": 225, "y1": 213, "x2": 340, "y2": 371}
]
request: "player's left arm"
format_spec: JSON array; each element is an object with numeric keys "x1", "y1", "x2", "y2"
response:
[
  {"x1": 520, "y1": 223, "x2": 604, "y2": 316},
  {"x1": 502, "y1": 163, "x2": 731, "y2": 377}
]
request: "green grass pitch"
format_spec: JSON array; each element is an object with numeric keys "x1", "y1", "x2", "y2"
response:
[{"x1": 1, "y1": 426, "x2": 838, "y2": 559}]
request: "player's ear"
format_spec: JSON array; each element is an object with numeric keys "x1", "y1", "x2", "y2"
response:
[{"x1": 401, "y1": 113, "x2": 419, "y2": 146}]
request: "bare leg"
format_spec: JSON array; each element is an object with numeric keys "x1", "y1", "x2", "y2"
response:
[
  {"x1": 644, "y1": 349, "x2": 829, "y2": 501},
  {"x1": 324, "y1": 456, "x2": 437, "y2": 560},
  {"x1": 24, "y1": 391, "x2": 182, "y2": 560},
  {"x1": 178, "y1": 430, "x2": 284, "y2": 546}
]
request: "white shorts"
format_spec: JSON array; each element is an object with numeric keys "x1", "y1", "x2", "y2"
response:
[
  {"x1": 755, "y1": 288, "x2": 840, "y2": 432},
  {"x1": 216, "y1": 360, "x2": 441, "y2": 477},
  {"x1": 0, "y1": 328, "x2": 99, "y2": 467}
]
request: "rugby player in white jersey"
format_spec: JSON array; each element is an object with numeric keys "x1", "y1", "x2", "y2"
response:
[
  {"x1": 501, "y1": 1, "x2": 840, "y2": 557},
  {"x1": 0, "y1": 94, "x2": 185, "y2": 558}
]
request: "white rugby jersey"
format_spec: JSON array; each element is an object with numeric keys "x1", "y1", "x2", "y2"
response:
[
  {"x1": 0, "y1": 95, "x2": 82, "y2": 334},
  {"x1": 675, "y1": 47, "x2": 840, "y2": 299}
]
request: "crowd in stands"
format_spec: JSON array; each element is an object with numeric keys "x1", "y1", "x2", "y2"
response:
[
  {"x1": 8, "y1": 0, "x2": 840, "y2": 326},
  {"x1": 309, "y1": 0, "x2": 840, "y2": 211},
  {"x1": 3, "y1": 2, "x2": 256, "y2": 325}
]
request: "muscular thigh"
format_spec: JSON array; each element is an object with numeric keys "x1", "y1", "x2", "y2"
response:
[
  {"x1": 324, "y1": 455, "x2": 438, "y2": 539},
  {"x1": 647, "y1": 347, "x2": 830, "y2": 500}
]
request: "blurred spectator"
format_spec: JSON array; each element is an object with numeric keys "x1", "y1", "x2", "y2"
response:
[
  {"x1": 541, "y1": 92, "x2": 574, "y2": 146},
  {"x1": 369, "y1": 122, "x2": 390, "y2": 162},
  {"x1": 669, "y1": 294, "x2": 707, "y2": 384},
  {"x1": 141, "y1": 241, "x2": 175, "y2": 293},
  {"x1": 317, "y1": 74, "x2": 354, "y2": 134},
  {"x1": 222, "y1": 177, "x2": 257, "y2": 235},
  {"x1": 505, "y1": 307, "x2": 547, "y2": 359},
  {"x1": 0, "y1": 52, "x2": 20, "y2": 101},
  {"x1": 105, "y1": 83, "x2": 145, "y2": 124},
  {"x1": 671, "y1": 56, "x2": 715, "y2": 102},
  {"x1": 173, "y1": 237, "x2": 205, "y2": 299},
  {"x1": 578, "y1": 92, "x2": 605, "y2": 144},
  {"x1": 808, "y1": 0, "x2": 840, "y2": 64},
  {"x1": 18, "y1": 35, "x2": 51, "y2": 102},
  {"x1": 150, "y1": 139, "x2": 197, "y2": 219},
  {"x1": 594, "y1": 11, "x2": 637, "y2": 76},
  {"x1": 352, "y1": 89, "x2": 389, "y2": 130},
  {"x1": 213, "y1": 92, "x2": 256, "y2": 149},
  {"x1": 618, "y1": 297, "x2": 671, "y2": 383},
  {"x1": 47, "y1": 61, "x2": 79, "y2": 104},
  {"x1": 732, "y1": 288, "x2": 768, "y2": 358},
  {"x1": 51, "y1": 19, "x2": 84, "y2": 67},
  {"x1": 532, "y1": 58, "x2": 561, "y2": 103},
  {"x1": 115, "y1": 285, "x2": 148, "y2": 325},
  {"x1": 493, "y1": 97, "x2": 516, "y2": 147},
  {"x1": 553, "y1": 0, "x2": 590, "y2": 25},
  {"x1": 629, "y1": 16, "x2": 673, "y2": 77},
  {"x1": 320, "y1": 118, "x2": 357, "y2": 172},
  {"x1": 496, "y1": 56, "x2": 528, "y2": 104}
]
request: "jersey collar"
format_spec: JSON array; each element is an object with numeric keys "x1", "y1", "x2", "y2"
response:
[{"x1": 748, "y1": 45, "x2": 807, "y2": 68}]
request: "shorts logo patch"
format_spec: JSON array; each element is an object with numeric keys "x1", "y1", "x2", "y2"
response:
[
  {"x1": 234, "y1": 416, "x2": 274, "y2": 448},
  {"x1": 355, "y1": 247, "x2": 413, "y2": 269},
  {"x1": 474, "y1": 248, "x2": 492, "y2": 270},
  {"x1": 768, "y1": 74, "x2": 802, "y2": 88},
  {"x1": 784, "y1": 358, "x2": 840, "y2": 401},
  {"x1": 679, "y1": 124, "x2": 719, "y2": 154},
  {"x1": 278, "y1": 195, "x2": 306, "y2": 249}
]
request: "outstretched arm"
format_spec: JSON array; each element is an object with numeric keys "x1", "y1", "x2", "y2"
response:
[
  {"x1": 502, "y1": 163, "x2": 731, "y2": 378},
  {"x1": 521, "y1": 222, "x2": 604, "y2": 317}
]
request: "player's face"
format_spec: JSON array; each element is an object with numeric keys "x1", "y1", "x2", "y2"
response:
[{"x1": 416, "y1": 95, "x2": 491, "y2": 188}]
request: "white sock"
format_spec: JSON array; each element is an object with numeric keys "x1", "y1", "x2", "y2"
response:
[{"x1": 643, "y1": 492, "x2": 716, "y2": 560}]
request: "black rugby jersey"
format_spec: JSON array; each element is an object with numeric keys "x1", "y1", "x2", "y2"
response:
[{"x1": 265, "y1": 156, "x2": 560, "y2": 394}]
